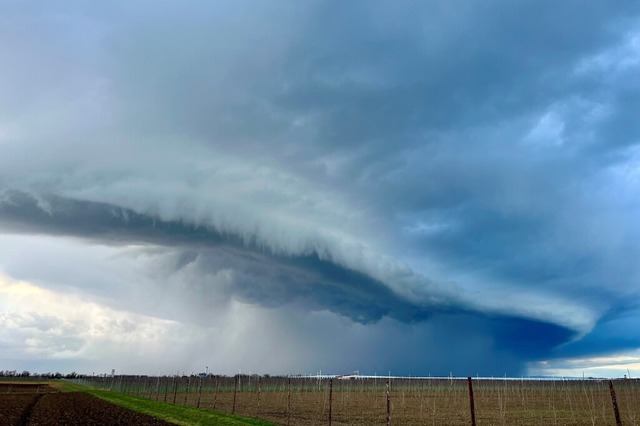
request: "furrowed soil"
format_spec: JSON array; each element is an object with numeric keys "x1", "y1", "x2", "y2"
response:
[{"x1": 0, "y1": 383, "x2": 174, "y2": 426}]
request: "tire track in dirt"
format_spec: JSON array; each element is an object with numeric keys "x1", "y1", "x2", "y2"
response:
[{"x1": 18, "y1": 393, "x2": 44, "y2": 426}]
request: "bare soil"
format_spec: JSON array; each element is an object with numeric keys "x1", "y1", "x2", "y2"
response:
[{"x1": 0, "y1": 383, "x2": 174, "y2": 426}]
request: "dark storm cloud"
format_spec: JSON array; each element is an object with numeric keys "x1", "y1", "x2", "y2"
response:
[
  {"x1": 0, "y1": 191, "x2": 466, "y2": 325},
  {"x1": 0, "y1": 190, "x2": 577, "y2": 371},
  {"x1": 105, "y1": 1, "x2": 639, "y2": 161},
  {"x1": 2, "y1": 0, "x2": 640, "y2": 374},
  {"x1": 552, "y1": 305, "x2": 640, "y2": 360},
  {"x1": 0, "y1": 190, "x2": 415, "y2": 323}
]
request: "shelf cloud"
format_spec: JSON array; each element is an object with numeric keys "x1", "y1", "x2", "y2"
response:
[{"x1": 1, "y1": 0, "x2": 640, "y2": 376}]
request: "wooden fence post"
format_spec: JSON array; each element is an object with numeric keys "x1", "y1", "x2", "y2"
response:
[
  {"x1": 212, "y1": 377, "x2": 219, "y2": 410},
  {"x1": 287, "y1": 377, "x2": 292, "y2": 426},
  {"x1": 386, "y1": 380, "x2": 391, "y2": 426},
  {"x1": 468, "y1": 377, "x2": 476, "y2": 426},
  {"x1": 148, "y1": 377, "x2": 153, "y2": 399},
  {"x1": 609, "y1": 380, "x2": 622, "y2": 426},
  {"x1": 328, "y1": 378, "x2": 333, "y2": 426},
  {"x1": 232, "y1": 375, "x2": 239, "y2": 414},
  {"x1": 183, "y1": 376, "x2": 190, "y2": 406},
  {"x1": 163, "y1": 377, "x2": 169, "y2": 403},
  {"x1": 256, "y1": 376, "x2": 261, "y2": 417},
  {"x1": 196, "y1": 376, "x2": 203, "y2": 408},
  {"x1": 172, "y1": 378, "x2": 178, "y2": 404}
]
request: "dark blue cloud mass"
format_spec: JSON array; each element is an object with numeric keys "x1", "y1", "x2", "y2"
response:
[{"x1": 1, "y1": 0, "x2": 639, "y2": 376}]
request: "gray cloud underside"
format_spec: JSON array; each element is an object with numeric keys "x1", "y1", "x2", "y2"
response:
[
  {"x1": 2, "y1": 0, "x2": 640, "y2": 373},
  {"x1": 0, "y1": 191, "x2": 423, "y2": 324},
  {"x1": 0, "y1": 191, "x2": 574, "y2": 362}
]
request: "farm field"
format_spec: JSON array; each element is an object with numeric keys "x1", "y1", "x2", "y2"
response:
[
  {"x1": 0, "y1": 382, "x2": 173, "y2": 425},
  {"x1": 73, "y1": 375, "x2": 640, "y2": 425},
  {"x1": 0, "y1": 380, "x2": 277, "y2": 426}
]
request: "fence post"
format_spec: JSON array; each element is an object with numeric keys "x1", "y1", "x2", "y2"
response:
[
  {"x1": 386, "y1": 380, "x2": 391, "y2": 426},
  {"x1": 609, "y1": 380, "x2": 622, "y2": 426},
  {"x1": 196, "y1": 376, "x2": 203, "y2": 408},
  {"x1": 328, "y1": 378, "x2": 333, "y2": 426},
  {"x1": 287, "y1": 377, "x2": 292, "y2": 426},
  {"x1": 232, "y1": 375, "x2": 239, "y2": 414},
  {"x1": 148, "y1": 377, "x2": 153, "y2": 399},
  {"x1": 164, "y1": 377, "x2": 169, "y2": 403},
  {"x1": 212, "y1": 377, "x2": 219, "y2": 410},
  {"x1": 183, "y1": 376, "x2": 190, "y2": 406},
  {"x1": 256, "y1": 376, "x2": 261, "y2": 417},
  {"x1": 468, "y1": 377, "x2": 476, "y2": 426},
  {"x1": 172, "y1": 377, "x2": 178, "y2": 404}
]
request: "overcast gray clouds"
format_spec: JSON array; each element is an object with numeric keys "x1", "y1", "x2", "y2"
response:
[{"x1": 1, "y1": 1, "x2": 640, "y2": 377}]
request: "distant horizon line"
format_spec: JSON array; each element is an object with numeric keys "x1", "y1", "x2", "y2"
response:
[{"x1": 3, "y1": 370, "x2": 632, "y2": 381}]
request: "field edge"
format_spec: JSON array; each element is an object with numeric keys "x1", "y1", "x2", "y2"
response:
[{"x1": 84, "y1": 388, "x2": 276, "y2": 426}]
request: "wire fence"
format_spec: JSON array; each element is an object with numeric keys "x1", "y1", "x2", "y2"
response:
[{"x1": 71, "y1": 375, "x2": 640, "y2": 425}]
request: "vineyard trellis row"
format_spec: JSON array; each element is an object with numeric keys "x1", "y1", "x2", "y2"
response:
[{"x1": 71, "y1": 375, "x2": 640, "y2": 425}]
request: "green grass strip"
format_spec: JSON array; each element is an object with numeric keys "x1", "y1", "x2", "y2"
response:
[{"x1": 84, "y1": 389, "x2": 276, "y2": 426}]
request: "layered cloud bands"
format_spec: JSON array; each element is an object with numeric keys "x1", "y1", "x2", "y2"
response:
[{"x1": 1, "y1": 1, "x2": 640, "y2": 376}]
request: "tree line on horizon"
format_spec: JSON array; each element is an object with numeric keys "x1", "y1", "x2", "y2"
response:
[{"x1": 0, "y1": 370, "x2": 81, "y2": 379}]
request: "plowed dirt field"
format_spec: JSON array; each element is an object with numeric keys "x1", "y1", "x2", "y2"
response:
[{"x1": 0, "y1": 383, "x2": 174, "y2": 426}]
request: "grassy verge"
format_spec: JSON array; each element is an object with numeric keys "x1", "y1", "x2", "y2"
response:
[{"x1": 85, "y1": 390, "x2": 276, "y2": 425}]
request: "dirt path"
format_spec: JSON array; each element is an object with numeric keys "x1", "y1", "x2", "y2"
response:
[{"x1": 18, "y1": 393, "x2": 43, "y2": 426}]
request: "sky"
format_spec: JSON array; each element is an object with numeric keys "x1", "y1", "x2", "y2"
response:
[{"x1": 1, "y1": 1, "x2": 640, "y2": 378}]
